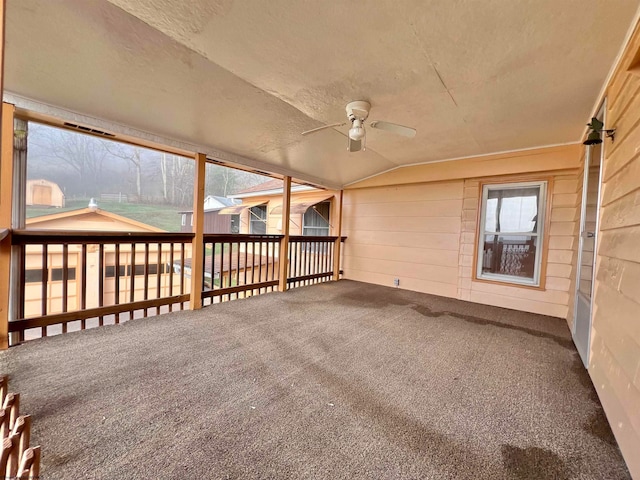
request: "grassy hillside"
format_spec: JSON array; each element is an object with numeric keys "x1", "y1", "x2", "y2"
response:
[{"x1": 27, "y1": 199, "x2": 185, "y2": 232}]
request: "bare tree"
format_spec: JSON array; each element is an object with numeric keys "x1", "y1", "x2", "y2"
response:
[
  {"x1": 28, "y1": 123, "x2": 111, "y2": 196},
  {"x1": 104, "y1": 144, "x2": 144, "y2": 200}
]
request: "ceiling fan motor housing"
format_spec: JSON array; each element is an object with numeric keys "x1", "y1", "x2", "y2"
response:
[{"x1": 346, "y1": 100, "x2": 371, "y2": 122}]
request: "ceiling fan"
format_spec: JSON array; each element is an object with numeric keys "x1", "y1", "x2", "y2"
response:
[{"x1": 301, "y1": 100, "x2": 417, "y2": 152}]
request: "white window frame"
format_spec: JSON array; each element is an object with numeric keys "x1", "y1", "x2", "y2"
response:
[
  {"x1": 249, "y1": 205, "x2": 267, "y2": 234},
  {"x1": 476, "y1": 180, "x2": 547, "y2": 287},
  {"x1": 302, "y1": 202, "x2": 331, "y2": 237}
]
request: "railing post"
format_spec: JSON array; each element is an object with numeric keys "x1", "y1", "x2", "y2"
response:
[
  {"x1": 190, "y1": 153, "x2": 206, "y2": 310},
  {"x1": 333, "y1": 190, "x2": 343, "y2": 281},
  {"x1": 0, "y1": 103, "x2": 14, "y2": 349},
  {"x1": 278, "y1": 176, "x2": 291, "y2": 292}
]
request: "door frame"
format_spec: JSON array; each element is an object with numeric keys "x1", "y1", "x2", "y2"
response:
[{"x1": 572, "y1": 100, "x2": 607, "y2": 368}]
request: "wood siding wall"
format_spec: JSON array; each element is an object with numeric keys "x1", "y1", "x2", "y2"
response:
[
  {"x1": 343, "y1": 168, "x2": 579, "y2": 318},
  {"x1": 588, "y1": 24, "x2": 640, "y2": 477},
  {"x1": 342, "y1": 182, "x2": 463, "y2": 298},
  {"x1": 458, "y1": 174, "x2": 580, "y2": 318}
]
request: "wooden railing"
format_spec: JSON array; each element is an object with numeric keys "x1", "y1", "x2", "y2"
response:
[
  {"x1": 0, "y1": 375, "x2": 41, "y2": 479},
  {"x1": 201, "y1": 234, "x2": 283, "y2": 305},
  {"x1": 287, "y1": 236, "x2": 344, "y2": 287},
  {"x1": 10, "y1": 230, "x2": 194, "y2": 342},
  {"x1": 8, "y1": 231, "x2": 346, "y2": 343}
]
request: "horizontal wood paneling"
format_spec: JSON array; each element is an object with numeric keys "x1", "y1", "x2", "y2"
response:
[
  {"x1": 342, "y1": 199, "x2": 463, "y2": 218},
  {"x1": 343, "y1": 152, "x2": 581, "y2": 318},
  {"x1": 342, "y1": 181, "x2": 464, "y2": 298},
  {"x1": 458, "y1": 173, "x2": 580, "y2": 318},
  {"x1": 588, "y1": 332, "x2": 640, "y2": 477},
  {"x1": 589, "y1": 24, "x2": 640, "y2": 478},
  {"x1": 344, "y1": 244, "x2": 459, "y2": 267},
  {"x1": 348, "y1": 144, "x2": 582, "y2": 189}
]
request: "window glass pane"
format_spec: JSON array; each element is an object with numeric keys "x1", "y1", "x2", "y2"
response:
[
  {"x1": 481, "y1": 234, "x2": 537, "y2": 280},
  {"x1": 485, "y1": 187, "x2": 539, "y2": 233},
  {"x1": 303, "y1": 202, "x2": 330, "y2": 236},
  {"x1": 230, "y1": 214, "x2": 240, "y2": 234},
  {"x1": 105, "y1": 265, "x2": 127, "y2": 278},
  {"x1": 51, "y1": 268, "x2": 76, "y2": 281},
  {"x1": 25, "y1": 269, "x2": 43, "y2": 283},
  {"x1": 250, "y1": 206, "x2": 267, "y2": 234}
]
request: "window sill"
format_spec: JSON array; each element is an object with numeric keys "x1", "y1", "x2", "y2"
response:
[{"x1": 472, "y1": 276, "x2": 546, "y2": 291}]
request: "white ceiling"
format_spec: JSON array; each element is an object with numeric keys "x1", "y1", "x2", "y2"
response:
[{"x1": 5, "y1": 0, "x2": 639, "y2": 188}]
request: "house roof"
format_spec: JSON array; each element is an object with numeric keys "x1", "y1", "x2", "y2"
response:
[
  {"x1": 230, "y1": 180, "x2": 317, "y2": 199},
  {"x1": 6, "y1": 1, "x2": 640, "y2": 188},
  {"x1": 26, "y1": 208, "x2": 166, "y2": 232},
  {"x1": 233, "y1": 179, "x2": 286, "y2": 195},
  {"x1": 206, "y1": 196, "x2": 238, "y2": 207}
]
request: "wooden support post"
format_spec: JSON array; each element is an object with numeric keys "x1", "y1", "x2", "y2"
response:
[
  {"x1": 0, "y1": 103, "x2": 14, "y2": 350},
  {"x1": 190, "y1": 153, "x2": 206, "y2": 310},
  {"x1": 333, "y1": 190, "x2": 343, "y2": 281},
  {"x1": 278, "y1": 176, "x2": 291, "y2": 292},
  {"x1": 0, "y1": 0, "x2": 5, "y2": 124}
]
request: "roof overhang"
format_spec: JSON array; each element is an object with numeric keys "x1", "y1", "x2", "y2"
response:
[
  {"x1": 270, "y1": 196, "x2": 333, "y2": 215},
  {"x1": 218, "y1": 201, "x2": 267, "y2": 215}
]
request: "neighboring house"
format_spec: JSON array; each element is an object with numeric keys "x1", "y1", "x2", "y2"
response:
[
  {"x1": 221, "y1": 179, "x2": 339, "y2": 237},
  {"x1": 24, "y1": 207, "x2": 187, "y2": 318},
  {"x1": 179, "y1": 195, "x2": 240, "y2": 233},
  {"x1": 26, "y1": 179, "x2": 65, "y2": 207}
]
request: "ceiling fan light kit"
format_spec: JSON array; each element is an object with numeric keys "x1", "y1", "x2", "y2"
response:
[{"x1": 301, "y1": 100, "x2": 417, "y2": 152}]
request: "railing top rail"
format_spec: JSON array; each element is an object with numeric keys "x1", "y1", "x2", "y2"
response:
[
  {"x1": 12, "y1": 229, "x2": 195, "y2": 245},
  {"x1": 288, "y1": 235, "x2": 347, "y2": 242},
  {"x1": 203, "y1": 233, "x2": 284, "y2": 242}
]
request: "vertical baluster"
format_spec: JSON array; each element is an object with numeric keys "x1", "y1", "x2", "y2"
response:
[
  {"x1": 315, "y1": 241, "x2": 320, "y2": 283},
  {"x1": 201, "y1": 241, "x2": 206, "y2": 306},
  {"x1": 243, "y1": 240, "x2": 248, "y2": 298},
  {"x1": 219, "y1": 242, "x2": 225, "y2": 302},
  {"x1": 98, "y1": 243, "x2": 104, "y2": 326},
  {"x1": 271, "y1": 240, "x2": 277, "y2": 291},
  {"x1": 180, "y1": 242, "x2": 185, "y2": 310},
  {"x1": 236, "y1": 242, "x2": 241, "y2": 299},
  {"x1": 295, "y1": 240, "x2": 299, "y2": 285},
  {"x1": 81, "y1": 244, "x2": 87, "y2": 329},
  {"x1": 211, "y1": 241, "x2": 216, "y2": 306},
  {"x1": 264, "y1": 241, "x2": 269, "y2": 293},
  {"x1": 40, "y1": 243, "x2": 48, "y2": 319},
  {"x1": 251, "y1": 241, "x2": 256, "y2": 295},
  {"x1": 38, "y1": 244, "x2": 47, "y2": 337},
  {"x1": 325, "y1": 241, "x2": 330, "y2": 279},
  {"x1": 300, "y1": 241, "x2": 309, "y2": 285},
  {"x1": 168, "y1": 242, "x2": 174, "y2": 312},
  {"x1": 258, "y1": 241, "x2": 264, "y2": 294},
  {"x1": 114, "y1": 243, "x2": 121, "y2": 324},
  {"x1": 16, "y1": 246, "x2": 25, "y2": 323},
  {"x1": 143, "y1": 242, "x2": 149, "y2": 317},
  {"x1": 62, "y1": 244, "x2": 69, "y2": 333},
  {"x1": 156, "y1": 242, "x2": 162, "y2": 314},
  {"x1": 227, "y1": 240, "x2": 232, "y2": 301},
  {"x1": 129, "y1": 243, "x2": 136, "y2": 320}
]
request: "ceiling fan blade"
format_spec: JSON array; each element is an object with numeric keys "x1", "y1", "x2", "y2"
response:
[
  {"x1": 348, "y1": 137, "x2": 362, "y2": 152},
  {"x1": 369, "y1": 121, "x2": 416, "y2": 138},
  {"x1": 301, "y1": 122, "x2": 346, "y2": 136}
]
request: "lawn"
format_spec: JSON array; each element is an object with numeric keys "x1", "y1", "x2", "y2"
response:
[{"x1": 26, "y1": 199, "x2": 185, "y2": 232}]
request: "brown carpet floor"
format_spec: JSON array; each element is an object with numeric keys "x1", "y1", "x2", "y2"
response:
[{"x1": 0, "y1": 280, "x2": 630, "y2": 479}]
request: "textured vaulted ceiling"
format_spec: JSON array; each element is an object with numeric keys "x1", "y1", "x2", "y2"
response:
[{"x1": 5, "y1": 0, "x2": 639, "y2": 188}]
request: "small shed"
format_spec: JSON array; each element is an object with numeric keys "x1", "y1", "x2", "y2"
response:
[{"x1": 26, "y1": 179, "x2": 65, "y2": 207}]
